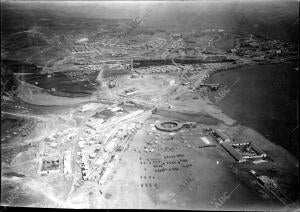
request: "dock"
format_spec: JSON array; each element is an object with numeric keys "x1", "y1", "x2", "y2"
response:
[{"x1": 198, "y1": 83, "x2": 220, "y2": 90}]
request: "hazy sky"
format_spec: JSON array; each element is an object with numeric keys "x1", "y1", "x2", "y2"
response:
[
  {"x1": 5, "y1": 0, "x2": 298, "y2": 20},
  {"x1": 2, "y1": 0, "x2": 298, "y2": 40}
]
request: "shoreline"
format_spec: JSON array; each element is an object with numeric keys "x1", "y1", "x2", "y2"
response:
[{"x1": 202, "y1": 59, "x2": 298, "y2": 159}]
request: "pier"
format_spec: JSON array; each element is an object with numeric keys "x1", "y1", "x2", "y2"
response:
[{"x1": 198, "y1": 83, "x2": 220, "y2": 90}]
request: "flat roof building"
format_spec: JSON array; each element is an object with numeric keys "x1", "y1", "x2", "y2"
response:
[
  {"x1": 63, "y1": 151, "x2": 72, "y2": 174},
  {"x1": 213, "y1": 129, "x2": 231, "y2": 143}
]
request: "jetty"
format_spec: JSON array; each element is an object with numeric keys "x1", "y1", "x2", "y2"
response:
[{"x1": 198, "y1": 83, "x2": 220, "y2": 90}]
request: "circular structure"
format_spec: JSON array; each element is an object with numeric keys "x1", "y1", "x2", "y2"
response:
[{"x1": 155, "y1": 120, "x2": 183, "y2": 132}]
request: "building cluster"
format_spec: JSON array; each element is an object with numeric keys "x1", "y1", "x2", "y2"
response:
[
  {"x1": 181, "y1": 47, "x2": 202, "y2": 57},
  {"x1": 37, "y1": 149, "x2": 73, "y2": 175},
  {"x1": 135, "y1": 64, "x2": 194, "y2": 75},
  {"x1": 75, "y1": 112, "x2": 144, "y2": 185},
  {"x1": 71, "y1": 44, "x2": 94, "y2": 53},
  {"x1": 81, "y1": 65, "x2": 103, "y2": 72},
  {"x1": 231, "y1": 34, "x2": 298, "y2": 60},
  {"x1": 90, "y1": 35, "x2": 143, "y2": 53},
  {"x1": 250, "y1": 170, "x2": 292, "y2": 205},
  {"x1": 44, "y1": 128, "x2": 77, "y2": 149},
  {"x1": 63, "y1": 68, "x2": 100, "y2": 81},
  {"x1": 144, "y1": 37, "x2": 168, "y2": 50},
  {"x1": 229, "y1": 142, "x2": 267, "y2": 162},
  {"x1": 160, "y1": 39, "x2": 186, "y2": 58},
  {"x1": 35, "y1": 129, "x2": 77, "y2": 176},
  {"x1": 202, "y1": 29, "x2": 225, "y2": 33},
  {"x1": 35, "y1": 103, "x2": 147, "y2": 187},
  {"x1": 207, "y1": 128, "x2": 268, "y2": 163},
  {"x1": 167, "y1": 39, "x2": 185, "y2": 50},
  {"x1": 37, "y1": 129, "x2": 75, "y2": 171},
  {"x1": 37, "y1": 157, "x2": 60, "y2": 175}
]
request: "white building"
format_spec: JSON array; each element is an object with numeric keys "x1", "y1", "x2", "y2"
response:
[
  {"x1": 63, "y1": 151, "x2": 72, "y2": 174},
  {"x1": 105, "y1": 141, "x2": 116, "y2": 153}
]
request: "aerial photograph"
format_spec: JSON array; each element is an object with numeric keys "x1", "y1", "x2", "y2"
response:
[{"x1": 1, "y1": 0, "x2": 299, "y2": 210}]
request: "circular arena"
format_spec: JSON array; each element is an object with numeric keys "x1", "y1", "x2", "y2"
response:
[{"x1": 155, "y1": 120, "x2": 184, "y2": 132}]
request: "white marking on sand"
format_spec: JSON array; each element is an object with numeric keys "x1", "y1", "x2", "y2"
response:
[{"x1": 200, "y1": 136, "x2": 211, "y2": 145}]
